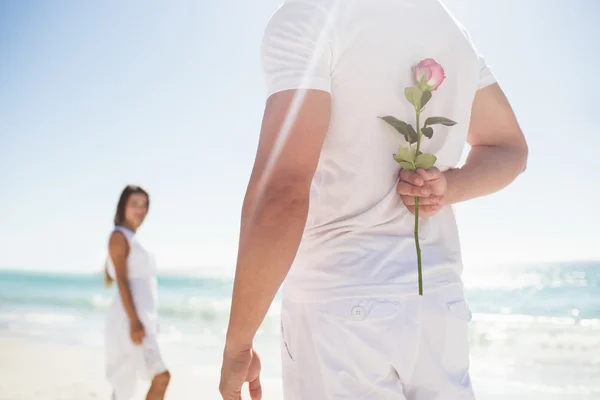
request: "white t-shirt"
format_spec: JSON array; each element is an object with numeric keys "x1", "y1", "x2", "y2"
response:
[{"x1": 261, "y1": 0, "x2": 496, "y2": 301}]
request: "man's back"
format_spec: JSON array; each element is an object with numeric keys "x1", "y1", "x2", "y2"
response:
[
  {"x1": 262, "y1": 0, "x2": 496, "y2": 300},
  {"x1": 220, "y1": 1, "x2": 527, "y2": 399}
]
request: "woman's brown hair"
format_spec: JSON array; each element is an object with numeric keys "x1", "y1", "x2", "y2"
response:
[{"x1": 104, "y1": 185, "x2": 150, "y2": 288}]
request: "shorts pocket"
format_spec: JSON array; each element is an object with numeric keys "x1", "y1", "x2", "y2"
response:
[
  {"x1": 280, "y1": 301, "x2": 300, "y2": 399},
  {"x1": 439, "y1": 299, "x2": 472, "y2": 379},
  {"x1": 280, "y1": 309, "x2": 295, "y2": 362},
  {"x1": 447, "y1": 299, "x2": 472, "y2": 322},
  {"x1": 312, "y1": 298, "x2": 404, "y2": 398}
]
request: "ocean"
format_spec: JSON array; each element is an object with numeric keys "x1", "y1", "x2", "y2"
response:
[{"x1": 1, "y1": 261, "x2": 599, "y2": 399}]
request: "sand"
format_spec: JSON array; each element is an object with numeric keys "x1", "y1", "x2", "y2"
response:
[
  {"x1": 0, "y1": 336, "x2": 283, "y2": 400},
  {"x1": 2, "y1": 335, "x2": 598, "y2": 400}
]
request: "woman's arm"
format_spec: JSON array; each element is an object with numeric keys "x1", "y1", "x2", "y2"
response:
[{"x1": 109, "y1": 232, "x2": 141, "y2": 325}]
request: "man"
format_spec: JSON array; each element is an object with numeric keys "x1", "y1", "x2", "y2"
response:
[{"x1": 219, "y1": 0, "x2": 528, "y2": 399}]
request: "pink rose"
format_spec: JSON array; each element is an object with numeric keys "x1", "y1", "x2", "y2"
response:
[{"x1": 414, "y1": 58, "x2": 446, "y2": 91}]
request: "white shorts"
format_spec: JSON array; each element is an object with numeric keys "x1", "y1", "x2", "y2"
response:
[{"x1": 280, "y1": 284, "x2": 475, "y2": 400}]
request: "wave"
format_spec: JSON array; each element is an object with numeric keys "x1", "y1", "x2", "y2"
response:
[
  {"x1": 0, "y1": 269, "x2": 234, "y2": 290},
  {"x1": 1, "y1": 262, "x2": 598, "y2": 326},
  {"x1": 2, "y1": 260, "x2": 598, "y2": 290},
  {"x1": 469, "y1": 313, "x2": 600, "y2": 366},
  {"x1": 2, "y1": 289, "x2": 598, "y2": 348},
  {"x1": 4, "y1": 288, "x2": 598, "y2": 326},
  {"x1": 0, "y1": 292, "x2": 279, "y2": 322},
  {"x1": 463, "y1": 261, "x2": 599, "y2": 289}
]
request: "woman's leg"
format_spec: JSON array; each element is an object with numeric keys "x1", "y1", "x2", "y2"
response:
[
  {"x1": 106, "y1": 312, "x2": 139, "y2": 400},
  {"x1": 145, "y1": 370, "x2": 171, "y2": 400}
]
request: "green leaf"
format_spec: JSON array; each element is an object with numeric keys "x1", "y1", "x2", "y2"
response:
[
  {"x1": 379, "y1": 116, "x2": 418, "y2": 144},
  {"x1": 424, "y1": 117, "x2": 457, "y2": 127},
  {"x1": 422, "y1": 126, "x2": 434, "y2": 139},
  {"x1": 414, "y1": 153, "x2": 437, "y2": 169},
  {"x1": 420, "y1": 90, "x2": 432, "y2": 109},
  {"x1": 404, "y1": 87, "x2": 423, "y2": 109},
  {"x1": 396, "y1": 146, "x2": 416, "y2": 163},
  {"x1": 394, "y1": 158, "x2": 415, "y2": 170},
  {"x1": 406, "y1": 124, "x2": 418, "y2": 144}
]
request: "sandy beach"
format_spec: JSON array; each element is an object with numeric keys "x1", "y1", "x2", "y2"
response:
[
  {"x1": 0, "y1": 336, "x2": 283, "y2": 400},
  {"x1": 2, "y1": 328, "x2": 600, "y2": 400}
]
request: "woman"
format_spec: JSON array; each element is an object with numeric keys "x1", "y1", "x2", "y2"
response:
[{"x1": 104, "y1": 185, "x2": 170, "y2": 400}]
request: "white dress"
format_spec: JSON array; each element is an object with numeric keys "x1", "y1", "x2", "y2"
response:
[{"x1": 105, "y1": 225, "x2": 167, "y2": 400}]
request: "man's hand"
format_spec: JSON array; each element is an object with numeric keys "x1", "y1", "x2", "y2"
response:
[
  {"x1": 219, "y1": 347, "x2": 262, "y2": 400},
  {"x1": 397, "y1": 167, "x2": 448, "y2": 216}
]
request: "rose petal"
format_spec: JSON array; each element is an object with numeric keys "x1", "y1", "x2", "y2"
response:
[
  {"x1": 414, "y1": 66, "x2": 431, "y2": 84},
  {"x1": 415, "y1": 59, "x2": 445, "y2": 89},
  {"x1": 419, "y1": 58, "x2": 437, "y2": 67},
  {"x1": 428, "y1": 64, "x2": 446, "y2": 90}
]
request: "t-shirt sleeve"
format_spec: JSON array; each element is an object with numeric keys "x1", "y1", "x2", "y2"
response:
[
  {"x1": 477, "y1": 54, "x2": 497, "y2": 89},
  {"x1": 457, "y1": 20, "x2": 497, "y2": 90},
  {"x1": 261, "y1": 2, "x2": 333, "y2": 97}
]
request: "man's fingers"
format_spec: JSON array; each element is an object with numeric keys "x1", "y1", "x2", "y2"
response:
[
  {"x1": 416, "y1": 167, "x2": 442, "y2": 181},
  {"x1": 219, "y1": 383, "x2": 242, "y2": 400},
  {"x1": 397, "y1": 182, "x2": 430, "y2": 197},
  {"x1": 402, "y1": 195, "x2": 441, "y2": 206},
  {"x1": 399, "y1": 169, "x2": 424, "y2": 186},
  {"x1": 400, "y1": 167, "x2": 441, "y2": 184},
  {"x1": 249, "y1": 376, "x2": 262, "y2": 400},
  {"x1": 225, "y1": 390, "x2": 241, "y2": 400},
  {"x1": 399, "y1": 168, "x2": 443, "y2": 217}
]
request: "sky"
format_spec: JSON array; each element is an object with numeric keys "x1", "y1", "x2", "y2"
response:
[{"x1": 1, "y1": 0, "x2": 599, "y2": 275}]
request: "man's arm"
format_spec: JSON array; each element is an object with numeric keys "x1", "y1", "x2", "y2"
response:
[
  {"x1": 444, "y1": 83, "x2": 528, "y2": 205},
  {"x1": 225, "y1": 89, "x2": 331, "y2": 352}
]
